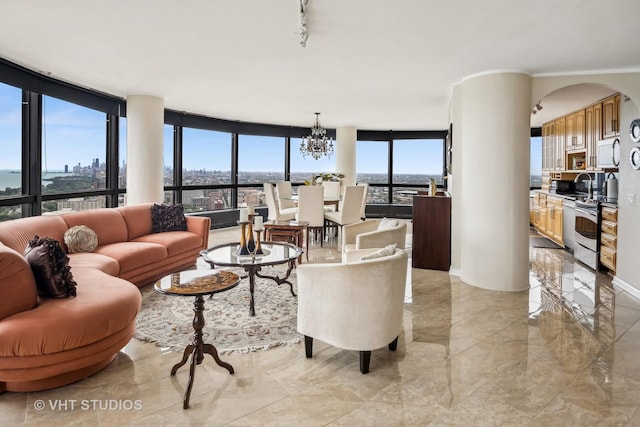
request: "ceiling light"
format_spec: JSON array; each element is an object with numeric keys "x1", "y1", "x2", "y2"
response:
[{"x1": 300, "y1": 113, "x2": 334, "y2": 160}]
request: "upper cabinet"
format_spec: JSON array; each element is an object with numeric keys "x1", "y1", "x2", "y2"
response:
[
  {"x1": 543, "y1": 93, "x2": 618, "y2": 174},
  {"x1": 602, "y1": 94, "x2": 620, "y2": 138}
]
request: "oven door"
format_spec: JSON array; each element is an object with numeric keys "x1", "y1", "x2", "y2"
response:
[{"x1": 575, "y1": 208, "x2": 598, "y2": 251}]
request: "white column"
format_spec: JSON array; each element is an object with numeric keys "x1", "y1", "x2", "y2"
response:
[
  {"x1": 449, "y1": 83, "x2": 463, "y2": 276},
  {"x1": 126, "y1": 95, "x2": 164, "y2": 205},
  {"x1": 336, "y1": 126, "x2": 357, "y2": 186},
  {"x1": 459, "y1": 72, "x2": 531, "y2": 292}
]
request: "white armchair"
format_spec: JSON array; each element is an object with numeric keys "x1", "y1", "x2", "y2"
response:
[
  {"x1": 341, "y1": 219, "x2": 407, "y2": 262},
  {"x1": 296, "y1": 248, "x2": 408, "y2": 374}
]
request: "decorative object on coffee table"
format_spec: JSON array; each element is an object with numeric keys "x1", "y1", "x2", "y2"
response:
[{"x1": 154, "y1": 269, "x2": 240, "y2": 409}]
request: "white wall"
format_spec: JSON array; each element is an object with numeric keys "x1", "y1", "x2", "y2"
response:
[
  {"x1": 126, "y1": 95, "x2": 164, "y2": 205},
  {"x1": 458, "y1": 71, "x2": 531, "y2": 292}
]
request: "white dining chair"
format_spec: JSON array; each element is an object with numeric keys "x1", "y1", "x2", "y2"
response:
[
  {"x1": 276, "y1": 181, "x2": 296, "y2": 209},
  {"x1": 357, "y1": 182, "x2": 369, "y2": 220},
  {"x1": 296, "y1": 185, "x2": 325, "y2": 253},
  {"x1": 263, "y1": 183, "x2": 296, "y2": 221},
  {"x1": 324, "y1": 185, "x2": 365, "y2": 238}
]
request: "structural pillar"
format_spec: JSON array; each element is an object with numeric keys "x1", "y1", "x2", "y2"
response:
[
  {"x1": 458, "y1": 72, "x2": 531, "y2": 291},
  {"x1": 336, "y1": 126, "x2": 357, "y2": 186},
  {"x1": 126, "y1": 95, "x2": 164, "y2": 205}
]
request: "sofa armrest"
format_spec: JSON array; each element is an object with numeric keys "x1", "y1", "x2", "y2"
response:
[
  {"x1": 342, "y1": 219, "x2": 381, "y2": 251},
  {"x1": 186, "y1": 215, "x2": 211, "y2": 249}
]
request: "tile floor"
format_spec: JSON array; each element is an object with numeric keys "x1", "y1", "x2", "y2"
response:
[{"x1": 2, "y1": 224, "x2": 640, "y2": 426}]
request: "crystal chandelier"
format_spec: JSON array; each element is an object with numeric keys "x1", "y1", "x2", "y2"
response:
[{"x1": 300, "y1": 113, "x2": 334, "y2": 160}]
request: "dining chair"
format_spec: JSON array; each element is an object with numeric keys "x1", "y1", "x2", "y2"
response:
[
  {"x1": 324, "y1": 185, "x2": 365, "y2": 238},
  {"x1": 357, "y1": 182, "x2": 369, "y2": 220},
  {"x1": 296, "y1": 185, "x2": 325, "y2": 253},
  {"x1": 276, "y1": 181, "x2": 296, "y2": 209},
  {"x1": 263, "y1": 183, "x2": 296, "y2": 221},
  {"x1": 322, "y1": 181, "x2": 341, "y2": 204}
]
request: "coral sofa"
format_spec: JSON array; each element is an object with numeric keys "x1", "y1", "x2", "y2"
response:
[{"x1": 0, "y1": 203, "x2": 210, "y2": 392}]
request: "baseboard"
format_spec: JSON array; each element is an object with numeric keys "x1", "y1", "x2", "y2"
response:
[
  {"x1": 449, "y1": 268, "x2": 462, "y2": 277},
  {"x1": 612, "y1": 275, "x2": 640, "y2": 301}
]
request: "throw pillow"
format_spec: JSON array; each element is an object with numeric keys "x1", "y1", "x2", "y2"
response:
[
  {"x1": 24, "y1": 235, "x2": 77, "y2": 298},
  {"x1": 361, "y1": 243, "x2": 397, "y2": 260},
  {"x1": 64, "y1": 225, "x2": 99, "y2": 253},
  {"x1": 377, "y1": 217, "x2": 399, "y2": 231},
  {"x1": 151, "y1": 204, "x2": 188, "y2": 233}
]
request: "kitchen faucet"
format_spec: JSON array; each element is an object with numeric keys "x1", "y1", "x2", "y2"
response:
[{"x1": 574, "y1": 172, "x2": 593, "y2": 199}]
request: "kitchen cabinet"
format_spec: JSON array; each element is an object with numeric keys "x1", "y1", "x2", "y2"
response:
[
  {"x1": 542, "y1": 123, "x2": 553, "y2": 171},
  {"x1": 599, "y1": 206, "x2": 617, "y2": 272},
  {"x1": 602, "y1": 94, "x2": 620, "y2": 138},
  {"x1": 554, "y1": 117, "x2": 566, "y2": 170},
  {"x1": 565, "y1": 109, "x2": 586, "y2": 152},
  {"x1": 545, "y1": 196, "x2": 563, "y2": 245},
  {"x1": 585, "y1": 102, "x2": 602, "y2": 171}
]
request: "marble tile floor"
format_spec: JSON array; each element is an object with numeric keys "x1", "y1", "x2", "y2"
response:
[{"x1": 2, "y1": 224, "x2": 640, "y2": 426}]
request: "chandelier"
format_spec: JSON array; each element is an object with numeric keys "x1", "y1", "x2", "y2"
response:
[{"x1": 300, "y1": 113, "x2": 334, "y2": 160}]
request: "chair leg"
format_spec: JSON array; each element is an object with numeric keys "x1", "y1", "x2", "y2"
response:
[
  {"x1": 388, "y1": 336, "x2": 399, "y2": 351},
  {"x1": 359, "y1": 351, "x2": 371, "y2": 374},
  {"x1": 304, "y1": 335, "x2": 313, "y2": 358}
]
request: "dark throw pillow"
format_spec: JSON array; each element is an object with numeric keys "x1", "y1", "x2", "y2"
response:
[
  {"x1": 24, "y1": 235, "x2": 77, "y2": 298},
  {"x1": 151, "y1": 204, "x2": 188, "y2": 233}
]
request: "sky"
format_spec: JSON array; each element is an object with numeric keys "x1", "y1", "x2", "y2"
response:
[{"x1": 1, "y1": 82, "x2": 541, "y2": 175}]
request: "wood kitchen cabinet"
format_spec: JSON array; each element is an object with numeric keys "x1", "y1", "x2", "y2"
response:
[
  {"x1": 412, "y1": 194, "x2": 451, "y2": 270},
  {"x1": 602, "y1": 94, "x2": 620, "y2": 138},
  {"x1": 600, "y1": 206, "x2": 618, "y2": 272},
  {"x1": 565, "y1": 109, "x2": 585, "y2": 152},
  {"x1": 585, "y1": 102, "x2": 602, "y2": 171},
  {"x1": 554, "y1": 117, "x2": 566, "y2": 170},
  {"x1": 545, "y1": 196, "x2": 563, "y2": 245}
]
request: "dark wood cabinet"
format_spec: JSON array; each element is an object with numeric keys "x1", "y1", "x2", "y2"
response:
[{"x1": 412, "y1": 194, "x2": 451, "y2": 270}]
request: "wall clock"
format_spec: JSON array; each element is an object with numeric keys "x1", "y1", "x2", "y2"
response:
[{"x1": 631, "y1": 119, "x2": 640, "y2": 143}]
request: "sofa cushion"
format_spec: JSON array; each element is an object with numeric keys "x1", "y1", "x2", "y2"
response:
[
  {"x1": 94, "y1": 241, "x2": 168, "y2": 274},
  {"x1": 0, "y1": 244, "x2": 38, "y2": 321},
  {"x1": 132, "y1": 231, "x2": 203, "y2": 257},
  {"x1": 64, "y1": 225, "x2": 98, "y2": 253},
  {"x1": 0, "y1": 268, "x2": 140, "y2": 357},
  {"x1": 67, "y1": 252, "x2": 120, "y2": 276},
  {"x1": 151, "y1": 204, "x2": 188, "y2": 233},
  {"x1": 117, "y1": 203, "x2": 154, "y2": 240},
  {"x1": 23, "y1": 236, "x2": 77, "y2": 298},
  {"x1": 360, "y1": 244, "x2": 397, "y2": 260},
  {"x1": 0, "y1": 215, "x2": 68, "y2": 254},
  {"x1": 60, "y1": 208, "x2": 128, "y2": 246},
  {"x1": 377, "y1": 217, "x2": 399, "y2": 231}
]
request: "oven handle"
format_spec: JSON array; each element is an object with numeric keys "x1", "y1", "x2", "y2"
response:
[{"x1": 575, "y1": 207, "x2": 597, "y2": 217}]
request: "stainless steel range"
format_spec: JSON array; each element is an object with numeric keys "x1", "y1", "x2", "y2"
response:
[{"x1": 574, "y1": 200, "x2": 600, "y2": 270}]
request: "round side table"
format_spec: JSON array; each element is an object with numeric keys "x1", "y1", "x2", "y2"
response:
[{"x1": 154, "y1": 269, "x2": 240, "y2": 409}]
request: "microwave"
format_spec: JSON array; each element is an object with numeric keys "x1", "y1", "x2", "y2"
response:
[{"x1": 597, "y1": 137, "x2": 620, "y2": 169}]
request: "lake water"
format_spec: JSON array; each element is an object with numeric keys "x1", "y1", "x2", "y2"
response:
[{"x1": 0, "y1": 170, "x2": 77, "y2": 190}]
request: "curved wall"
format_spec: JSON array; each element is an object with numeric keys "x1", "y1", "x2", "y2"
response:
[{"x1": 459, "y1": 72, "x2": 531, "y2": 292}]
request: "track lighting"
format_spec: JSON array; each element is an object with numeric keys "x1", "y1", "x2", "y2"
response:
[{"x1": 531, "y1": 101, "x2": 543, "y2": 115}]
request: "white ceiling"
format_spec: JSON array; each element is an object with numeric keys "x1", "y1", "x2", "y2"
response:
[{"x1": 0, "y1": 0, "x2": 638, "y2": 130}]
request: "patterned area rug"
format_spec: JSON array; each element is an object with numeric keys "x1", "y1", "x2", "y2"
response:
[{"x1": 135, "y1": 267, "x2": 302, "y2": 354}]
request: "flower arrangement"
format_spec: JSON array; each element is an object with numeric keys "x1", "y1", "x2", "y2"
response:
[{"x1": 303, "y1": 172, "x2": 345, "y2": 186}]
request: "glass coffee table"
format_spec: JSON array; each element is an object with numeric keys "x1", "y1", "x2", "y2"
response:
[
  {"x1": 154, "y1": 269, "x2": 241, "y2": 409},
  {"x1": 200, "y1": 242, "x2": 303, "y2": 317}
]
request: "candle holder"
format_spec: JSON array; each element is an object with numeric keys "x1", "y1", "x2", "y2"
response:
[
  {"x1": 246, "y1": 219, "x2": 256, "y2": 254},
  {"x1": 254, "y1": 229, "x2": 264, "y2": 255},
  {"x1": 236, "y1": 221, "x2": 250, "y2": 255}
]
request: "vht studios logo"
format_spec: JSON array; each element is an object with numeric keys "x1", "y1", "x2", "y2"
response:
[{"x1": 33, "y1": 399, "x2": 143, "y2": 411}]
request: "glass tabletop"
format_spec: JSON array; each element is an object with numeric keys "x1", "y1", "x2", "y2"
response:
[{"x1": 200, "y1": 241, "x2": 303, "y2": 267}]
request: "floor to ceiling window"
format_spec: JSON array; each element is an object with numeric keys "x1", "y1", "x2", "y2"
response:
[
  {"x1": 238, "y1": 134, "x2": 285, "y2": 207},
  {"x1": 392, "y1": 138, "x2": 443, "y2": 204},
  {"x1": 41, "y1": 95, "x2": 108, "y2": 213},
  {"x1": 356, "y1": 140, "x2": 389, "y2": 204},
  {"x1": 181, "y1": 128, "x2": 232, "y2": 212},
  {"x1": 531, "y1": 136, "x2": 542, "y2": 188},
  {"x1": 0, "y1": 82, "x2": 23, "y2": 220}
]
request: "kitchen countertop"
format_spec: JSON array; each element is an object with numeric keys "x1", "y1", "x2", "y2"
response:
[{"x1": 532, "y1": 190, "x2": 618, "y2": 208}]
